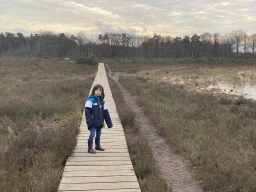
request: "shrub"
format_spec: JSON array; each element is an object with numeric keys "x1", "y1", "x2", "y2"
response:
[
  {"x1": 219, "y1": 97, "x2": 233, "y2": 105},
  {"x1": 114, "y1": 57, "x2": 121, "y2": 62},
  {"x1": 75, "y1": 57, "x2": 97, "y2": 65},
  {"x1": 0, "y1": 116, "x2": 16, "y2": 136},
  {"x1": 61, "y1": 86, "x2": 72, "y2": 93},
  {"x1": 0, "y1": 100, "x2": 34, "y2": 119},
  {"x1": 57, "y1": 57, "x2": 64, "y2": 61},
  {"x1": 131, "y1": 57, "x2": 139, "y2": 64}
]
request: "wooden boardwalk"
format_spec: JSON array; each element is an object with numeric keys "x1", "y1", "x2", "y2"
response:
[{"x1": 58, "y1": 63, "x2": 141, "y2": 192}]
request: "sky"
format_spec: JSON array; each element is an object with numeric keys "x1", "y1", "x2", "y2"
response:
[{"x1": 1, "y1": 0, "x2": 256, "y2": 38}]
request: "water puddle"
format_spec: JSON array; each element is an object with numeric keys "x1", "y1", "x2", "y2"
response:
[
  {"x1": 207, "y1": 82, "x2": 256, "y2": 100},
  {"x1": 204, "y1": 73, "x2": 256, "y2": 100},
  {"x1": 141, "y1": 67, "x2": 256, "y2": 100},
  {"x1": 167, "y1": 74, "x2": 256, "y2": 100}
]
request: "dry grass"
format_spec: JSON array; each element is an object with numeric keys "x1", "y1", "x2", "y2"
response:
[
  {"x1": 105, "y1": 58, "x2": 256, "y2": 192},
  {"x1": 104, "y1": 57, "x2": 256, "y2": 94},
  {"x1": 0, "y1": 57, "x2": 97, "y2": 191},
  {"x1": 108, "y1": 74, "x2": 171, "y2": 192}
]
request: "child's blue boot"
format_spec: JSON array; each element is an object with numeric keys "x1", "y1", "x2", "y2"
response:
[
  {"x1": 88, "y1": 139, "x2": 96, "y2": 154},
  {"x1": 95, "y1": 138, "x2": 105, "y2": 151}
]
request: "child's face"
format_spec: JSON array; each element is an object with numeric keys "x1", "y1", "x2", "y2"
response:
[{"x1": 95, "y1": 88, "x2": 102, "y2": 96}]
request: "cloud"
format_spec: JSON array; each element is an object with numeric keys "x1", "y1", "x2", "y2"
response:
[
  {"x1": 14, "y1": 28, "x2": 28, "y2": 34},
  {"x1": 219, "y1": 2, "x2": 231, "y2": 6},
  {"x1": 95, "y1": 21, "x2": 138, "y2": 35},
  {"x1": 88, "y1": 7, "x2": 120, "y2": 18},
  {"x1": 62, "y1": 1, "x2": 121, "y2": 19},
  {"x1": 0, "y1": 27, "x2": 29, "y2": 35},
  {"x1": 1, "y1": 0, "x2": 256, "y2": 37},
  {"x1": 133, "y1": 3, "x2": 154, "y2": 10}
]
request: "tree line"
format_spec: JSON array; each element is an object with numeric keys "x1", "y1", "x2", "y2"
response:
[{"x1": 1, "y1": 30, "x2": 256, "y2": 58}]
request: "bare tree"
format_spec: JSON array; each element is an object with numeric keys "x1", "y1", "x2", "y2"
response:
[
  {"x1": 242, "y1": 33, "x2": 248, "y2": 57},
  {"x1": 103, "y1": 34, "x2": 109, "y2": 45},
  {"x1": 191, "y1": 34, "x2": 200, "y2": 57},
  {"x1": 182, "y1": 35, "x2": 190, "y2": 58},
  {"x1": 0, "y1": 33, "x2": 4, "y2": 55},
  {"x1": 249, "y1": 33, "x2": 256, "y2": 57},
  {"x1": 223, "y1": 33, "x2": 236, "y2": 57},
  {"x1": 136, "y1": 35, "x2": 145, "y2": 57},
  {"x1": 201, "y1": 33, "x2": 212, "y2": 57},
  {"x1": 213, "y1": 33, "x2": 220, "y2": 57},
  {"x1": 77, "y1": 32, "x2": 88, "y2": 56},
  {"x1": 232, "y1": 30, "x2": 246, "y2": 57}
]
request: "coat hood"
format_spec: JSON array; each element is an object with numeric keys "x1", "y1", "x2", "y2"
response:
[{"x1": 88, "y1": 95, "x2": 104, "y2": 100}]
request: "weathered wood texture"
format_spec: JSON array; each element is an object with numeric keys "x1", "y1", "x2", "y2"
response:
[{"x1": 58, "y1": 63, "x2": 141, "y2": 192}]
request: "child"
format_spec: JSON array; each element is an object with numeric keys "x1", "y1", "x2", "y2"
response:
[{"x1": 85, "y1": 84, "x2": 113, "y2": 154}]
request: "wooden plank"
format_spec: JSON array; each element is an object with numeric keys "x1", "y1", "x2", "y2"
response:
[
  {"x1": 66, "y1": 161, "x2": 132, "y2": 166},
  {"x1": 60, "y1": 175, "x2": 138, "y2": 184},
  {"x1": 59, "y1": 190, "x2": 140, "y2": 192},
  {"x1": 75, "y1": 141, "x2": 127, "y2": 146},
  {"x1": 77, "y1": 134, "x2": 125, "y2": 137},
  {"x1": 78, "y1": 130, "x2": 124, "y2": 132},
  {"x1": 74, "y1": 144, "x2": 128, "y2": 148},
  {"x1": 67, "y1": 156, "x2": 131, "y2": 162},
  {"x1": 76, "y1": 139, "x2": 127, "y2": 143},
  {"x1": 78, "y1": 131, "x2": 124, "y2": 134},
  {"x1": 71, "y1": 152, "x2": 130, "y2": 157},
  {"x1": 73, "y1": 148, "x2": 129, "y2": 153},
  {"x1": 77, "y1": 132, "x2": 125, "y2": 136},
  {"x1": 77, "y1": 130, "x2": 124, "y2": 134},
  {"x1": 76, "y1": 136, "x2": 127, "y2": 140},
  {"x1": 58, "y1": 182, "x2": 140, "y2": 191},
  {"x1": 64, "y1": 165, "x2": 134, "y2": 172},
  {"x1": 76, "y1": 137, "x2": 126, "y2": 141},
  {"x1": 76, "y1": 142, "x2": 127, "y2": 146},
  {"x1": 76, "y1": 136, "x2": 126, "y2": 139},
  {"x1": 75, "y1": 143, "x2": 128, "y2": 147}
]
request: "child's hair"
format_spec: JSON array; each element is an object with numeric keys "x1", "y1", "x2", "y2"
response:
[{"x1": 90, "y1": 84, "x2": 105, "y2": 97}]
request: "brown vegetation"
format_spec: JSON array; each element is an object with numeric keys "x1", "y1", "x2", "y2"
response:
[
  {"x1": 106, "y1": 57, "x2": 256, "y2": 191},
  {"x1": 0, "y1": 57, "x2": 97, "y2": 191},
  {"x1": 108, "y1": 74, "x2": 171, "y2": 192}
]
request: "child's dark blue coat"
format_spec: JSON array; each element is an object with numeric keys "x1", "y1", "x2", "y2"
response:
[{"x1": 85, "y1": 95, "x2": 112, "y2": 130}]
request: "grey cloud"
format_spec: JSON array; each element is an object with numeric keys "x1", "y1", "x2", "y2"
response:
[
  {"x1": 95, "y1": 21, "x2": 138, "y2": 35},
  {"x1": 1, "y1": 0, "x2": 256, "y2": 37},
  {"x1": 14, "y1": 28, "x2": 29, "y2": 34},
  {"x1": 0, "y1": 28, "x2": 29, "y2": 35}
]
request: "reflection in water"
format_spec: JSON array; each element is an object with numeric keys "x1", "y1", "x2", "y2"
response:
[
  {"x1": 206, "y1": 75, "x2": 256, "y2": 100},
  {"x1": 168, "y1": 74, "x2": 256, "y2": 100},
  {"x1": 207, "y1": 83, "x2": 256, "y2": 100}
]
